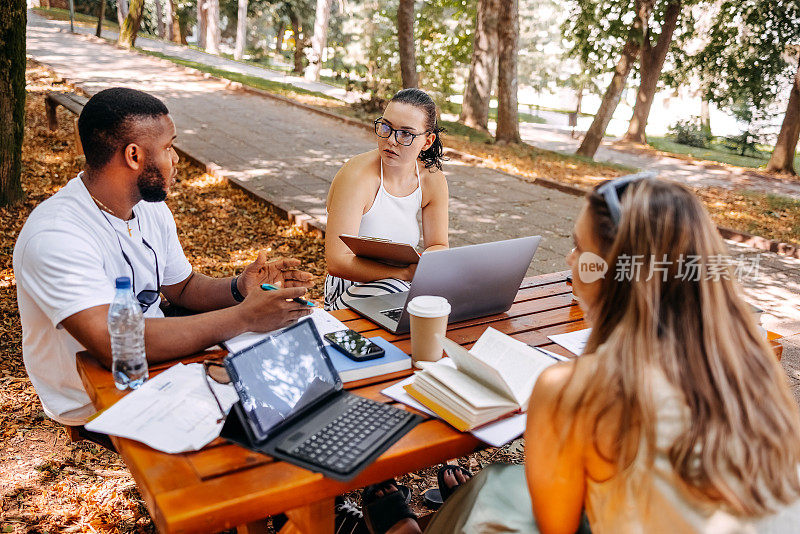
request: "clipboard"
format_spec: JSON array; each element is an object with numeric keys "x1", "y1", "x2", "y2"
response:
[{"x1": 340, "y1": 234, "x2": 420, "y2": 266}]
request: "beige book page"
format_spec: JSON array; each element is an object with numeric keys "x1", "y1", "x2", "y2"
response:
[
  {"x1": 470, "y1": 327, "x2": 556, "y2": 409},
  {"x1": 422, "y1": 364, "x2": 519, "y2": 410},
  {"x1": 438, "y1": 335, "x2": 517, "y2": 402}
]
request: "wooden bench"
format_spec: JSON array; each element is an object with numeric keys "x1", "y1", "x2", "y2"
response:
[{"x1": 44, "y1": 91, "x2": 87, "y2": 154}]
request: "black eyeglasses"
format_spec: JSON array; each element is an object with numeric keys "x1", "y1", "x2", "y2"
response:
[
  {"x1": 374, "y1": 118, "x2": 429, "y2": 146},
  {"x1": 120, "y1": 237, "x2": 161, "y2": 312},
  {"x1": 596, "y1": 171, "x2": 657, "y2": 226},
  {"x1": 97, "y1": 209, "x2": 161, "y2": 312}
]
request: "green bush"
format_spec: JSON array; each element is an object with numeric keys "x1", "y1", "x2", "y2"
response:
[{"x1": 667, "y1": 119, "x2": 709, "y2": 148}]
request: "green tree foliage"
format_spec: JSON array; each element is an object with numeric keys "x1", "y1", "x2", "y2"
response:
[
  {"x1": 561, "y1": 0, "x2": 634, "y2": 79},
  {"x1": 363, "y1": 0, "x2": 474, "y2": 103},
  {"x1": 693, "y1": 0, "x2": 800, "y2": 111}
]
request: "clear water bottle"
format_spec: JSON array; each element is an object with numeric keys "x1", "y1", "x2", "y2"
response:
[{"x1": 108, "y1": 276, "x2": 148, "y2": 390}]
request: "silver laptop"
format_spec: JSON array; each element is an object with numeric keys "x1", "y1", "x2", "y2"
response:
[{"x1": 346, "y1": 236, "x2": 542, "y2": 334}]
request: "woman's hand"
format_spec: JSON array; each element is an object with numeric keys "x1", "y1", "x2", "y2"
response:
[
  {"x1": 238, "y1": 252, "x2": 314, "y2": 296},
  {"x1": 400, "y1": 262, "x2": 417, "y2": 281}
]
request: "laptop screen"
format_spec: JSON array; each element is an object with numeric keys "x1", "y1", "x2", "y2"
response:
[{"x1": 227, "y1": 320, "x2": 338, "y2": 441}]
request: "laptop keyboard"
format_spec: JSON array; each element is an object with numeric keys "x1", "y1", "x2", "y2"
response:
[
  {"x1": 282, "y1": 396, "x2": 413, "y2": 474},
  {"x1": 380, "y1": 307, "x2": 404, "y2": 322}
]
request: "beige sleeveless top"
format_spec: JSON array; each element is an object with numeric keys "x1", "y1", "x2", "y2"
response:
[{"x1": 585, "y1": 369, "x2": 800, "y2": 534}]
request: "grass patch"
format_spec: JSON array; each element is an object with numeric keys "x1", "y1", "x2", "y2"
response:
[
  {"x1": 695, "y1": 188, "x2": 800, "y2": 246},
  {"x1": 648, "y1": 136, "x2": 800, "y2": 171},
  {"x1": 443, "y1": 100, "x2": 546, "y2": 124},
  {"x1": 439, "y1": 120, "x2": 496, "y2": 144},
  {"x1": 137, "y1": 49, "x2": 339, "y2": 102},
  {"x1": 33, "y1": 7, "x2": 121, "y2": 33}
]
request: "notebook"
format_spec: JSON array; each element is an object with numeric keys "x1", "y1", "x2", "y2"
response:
[{"x1": 324, "y1": 337, "x2": 412, "y2": 385}]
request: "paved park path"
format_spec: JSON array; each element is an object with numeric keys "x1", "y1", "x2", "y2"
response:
[
  {"x1": 512, "y1": 122, "x2": 800, "y2": 199},
  {"x1": 26, "y1": 12, "x2": 580, "y2": 276},
  {"x1": 25, "y1": 14, "x2": 800, "y2": 399},
  {"x1": 34, "y1": 11, "x2": 358, "y2": 103}
]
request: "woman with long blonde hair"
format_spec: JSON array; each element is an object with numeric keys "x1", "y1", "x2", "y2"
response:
[{"x1": 364, "y1": 177, "x2": 800, "y2": 534}]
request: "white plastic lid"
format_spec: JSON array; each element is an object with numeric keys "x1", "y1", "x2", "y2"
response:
[{"x1": 406, "y1": 295, "x2": 451, "y2": 318}]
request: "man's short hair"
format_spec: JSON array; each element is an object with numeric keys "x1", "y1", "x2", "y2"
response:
[{"x1": 78, "y1": 88, "x2": 169, "y2": 169}]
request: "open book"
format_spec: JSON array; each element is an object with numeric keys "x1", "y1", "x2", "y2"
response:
[{"x1": 403, "y1": 328, "x2": 560, "y2": 431}]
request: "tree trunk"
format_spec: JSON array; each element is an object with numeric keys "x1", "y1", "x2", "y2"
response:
[
  {"x1": 204, "y1": 0, "x2": 221, "y2": 54},
  {"x1": 0, "y1": 0, "x2": 26, "y2": 207},
  {"x1": 118, "y1": 0, "x2": 144, "y2": 48},
  {"x1": 154, "y1": 0, "x2": 165, "y2": 39},
  {"x1": 95, "y1": 0, "x2": 105, "y2": 37},
  {"x1": 623, "y1": 0, "x2": 681, "y2": 144},
  {"x1": 495, "y1": 0, "x2": 520, "y2": 144},
  {"x1": 197, "y1": 0, "x2": 207, "y2": 49},
  {"x1": 766, "y1": 57, "x2": 800, "y2": 175},
  {"x1": 275, "y1": 23, "x2": 284, "y2": 52},
  {"x1": 460, "y1": 0, "x2": 499, "y2": 132},
  {"x1": 397, "y1": 0, "x2": 418, "y2": 88},
  {"x1": 234, "y1": 0, "x2": 248, "y2": 60},
  {"x1": 165, "y1": 0, "x2": 180, "y2": 43},
  {"x1": 289, "y1": 10, "x2": 305, "y2": 74},
  {"x1": 576, "y1": 0, "x2": 652, "y2": 158},
  {"x1": 116, "y1": 0, "x2": 128, "y2": 28},
  {"x1": 305, "y1": 0, "x2": 332, "y2": 80},
  {"x1": 700, "y1": 97, "x2": 711, "y2": 137},
  {"x1": 575, "y1": 40, "x2": 638, "y2": 157}
]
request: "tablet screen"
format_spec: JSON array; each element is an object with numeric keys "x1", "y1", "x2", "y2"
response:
[{"x1": 228, "y1": 320, "x2": 338, "y2": 441}]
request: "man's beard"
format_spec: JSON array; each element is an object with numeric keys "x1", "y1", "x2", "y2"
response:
[{"x1": 137, "y1": 160, "x2": 168, "y2": 202}]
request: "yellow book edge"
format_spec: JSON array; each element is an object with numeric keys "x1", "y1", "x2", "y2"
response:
[{"x1": 404, "y1": 383, "x2": 473, "y2": 432}]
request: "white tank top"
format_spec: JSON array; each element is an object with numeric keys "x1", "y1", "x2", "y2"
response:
[
  {"x1": 357, "y1": 161, "x2": 422, "y2": 247},
  {"x1": 586, "y1": 366, "x2": 800, "y2": 534}
]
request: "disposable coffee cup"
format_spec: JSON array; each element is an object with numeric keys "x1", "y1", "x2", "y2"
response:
[{"x1": 407, "y1": 295, "x2": 451, "y2": 369}]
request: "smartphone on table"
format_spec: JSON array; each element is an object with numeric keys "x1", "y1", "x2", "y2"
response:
[{"x1": 324, "y1": 329, "x2": 385, "y2": 362}]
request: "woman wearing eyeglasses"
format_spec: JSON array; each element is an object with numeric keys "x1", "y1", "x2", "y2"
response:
[
  {"x1": 323, "y1": 88, "x2": 448, "y2": 310},
  {"x1": 362, "y1": 177, "x2": 800, "y2": 533}
]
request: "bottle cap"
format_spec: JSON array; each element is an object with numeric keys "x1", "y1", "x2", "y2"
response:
[
  {"x1": 406, "y1": 295, "x2": 451, "y2": 318},
  {"x1": 115, "y1": 277, "x2": 131, "y2": 290}
]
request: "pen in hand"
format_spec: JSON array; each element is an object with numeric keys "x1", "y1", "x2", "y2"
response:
[{"x1": 261, "y1": 283, "x2": 316, "y2": 307}]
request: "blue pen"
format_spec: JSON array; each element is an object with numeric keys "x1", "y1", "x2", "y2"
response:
[{"x1": 261, "y1": 283, "x2": 316, "y2": 307}]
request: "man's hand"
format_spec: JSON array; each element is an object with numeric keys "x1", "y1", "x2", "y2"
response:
[
  {"x1": 238, "y1": 252, "x2": 314, "y2": 296},
  {"x1": 237, "y1": 285, "x2": 313, "y2": 332}
]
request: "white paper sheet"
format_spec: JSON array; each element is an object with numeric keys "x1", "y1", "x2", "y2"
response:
[
  {"x1": 85, "y1": 363, "x2": 239, "y2": 454},
  {"x1": 547, "y1": 328, "x2": 592, "y2": 356},
  {"x1": 223, "y1": 309, "x2": 348, "y2": 353},
  {"x1": 381, "y1": 370, "x2": 527, "y2": 448}
]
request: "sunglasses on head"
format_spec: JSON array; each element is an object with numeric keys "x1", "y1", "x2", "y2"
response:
[{"x1": 595, "y1": 171, "x2": 658, "y2": 226}]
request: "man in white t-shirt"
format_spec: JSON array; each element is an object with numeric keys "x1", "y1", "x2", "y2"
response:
[{"x1": 13, "y1": 87, "x2": 314, "y2": 427}]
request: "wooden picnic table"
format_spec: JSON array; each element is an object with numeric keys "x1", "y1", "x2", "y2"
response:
[{"x1": 76, "y1": 271, "x2": 784, "y2": 533}]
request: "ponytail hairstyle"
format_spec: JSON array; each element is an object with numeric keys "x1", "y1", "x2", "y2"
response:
[{"x1": 389, "y1": 88, "x2": 446, "y2": 171}]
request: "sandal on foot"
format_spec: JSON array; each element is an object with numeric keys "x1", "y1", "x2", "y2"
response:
[
  {"x1": 335, "y1": 497, "x2": 369, "y2": 534},
  {"x1": 362, "y1": 479, "x2": 418, "y2": 534},
  {"x1": 422, "y1": 487, "x2": 443, "y2": 509},
  {"x1": 437, "y1": 464, "x2": 473, "y2": 502}
]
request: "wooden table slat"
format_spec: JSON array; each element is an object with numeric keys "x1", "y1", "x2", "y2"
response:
[{"x1": 153, "y1": 419, "x2": 480, "y2": 532}]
